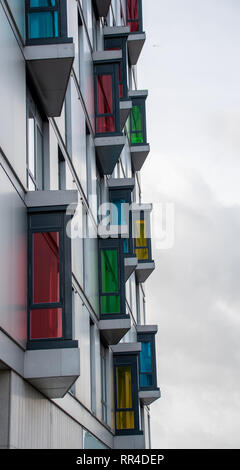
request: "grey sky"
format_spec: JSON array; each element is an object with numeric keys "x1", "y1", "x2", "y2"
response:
[{"x1": 138, "y1": 0, "x2": 240, "y2": 448}]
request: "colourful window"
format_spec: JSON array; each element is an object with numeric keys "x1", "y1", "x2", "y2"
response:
[
  {"x1": 116, "y1": 366, "x2": 135, "y2": 430},
  {"x1": 30, "y1": 308, "x2": 62, "y2": 339},
  {"x1": 27, "y1": 0, "x2": 59, "y2": 40},
  {"x1": 96, "y1": 75, "x2": 115, "y2": 133},
  {"x1": 30, "y1": 231, "x2": 62, "y2": 339},
  {"x1": 140, "y1": 341, "x2": 153, "y2": 387},
  {"x1": 100, "y1": 249, "x2": 120, "y2": 314},
  {"x1": 135, "y1": 220, "x2": 149, "y2": 260},
  {"x1": 127, "y1": 0, "x2": 140, "y2": 32},
  {"x1": 130, "y1": 105, "x2": 144, "y2": 144},
  {"x1": 33, "y1": 232, "x2": 60, "y2": 303}
]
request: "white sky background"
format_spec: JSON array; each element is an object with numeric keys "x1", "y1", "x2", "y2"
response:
[{"x1": 138, "y1": 0, "x2": 240, "y2": 448}]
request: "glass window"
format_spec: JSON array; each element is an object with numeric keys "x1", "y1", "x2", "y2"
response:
[
  {"x1": 101, "y1": 249, "x2": 119, "y2": 293},
  {"x1": 30, "y1": 307, "x2": 62, "y2": 339},
  {"x1": 127, "y1": 0, "x2": 140, "y2": 32},
  {"x1": 27, "y1": 0, "x2": 59, "y2": 40},
  {"x1": 135, "y1": 220, "x2": 149, "y2": 260},
  {"x1": 33, "y1": 232, "x2": 60, "y2": 304},
  {"x1": 131, "y1": 105, "x2": 144, "y2": 144},
  {"x1": 116, "y1": 366, "x2": 135, "y2": 430},
  {"x1": 96, "y1": 75, "x2": 115, "y2": 133},
  {"x1": 27, "y1": 94, "x2": 44, "y2": 191},
  {"x1": 140, "y1": 341, "x2": 153, "y2": 387}
]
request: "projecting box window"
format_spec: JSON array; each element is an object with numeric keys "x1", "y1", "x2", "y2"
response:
[
  {"x1": 127, "y1": 0, "x2": 143, "y2": 33},
  {"x1": 27, "y1": 208, "x2": 76, "y2": 350},
  {"x1": 138, "y1": 333, "x2": 158, "y2": 390}
]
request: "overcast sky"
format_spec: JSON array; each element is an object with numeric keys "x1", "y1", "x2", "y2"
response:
[{"x1": 138, "y1": 0, "x2": 240, "y2": 448}]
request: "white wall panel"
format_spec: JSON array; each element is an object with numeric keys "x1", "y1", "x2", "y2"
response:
[
  {"x1": 0, "y1": 4, "x2": 26, "y2": 186},
  {"x1": 9, "y1": 372, "x2": 83, "y2": 449},
  {"x1": 0, "y1": 166, "x2": 27, "y2": 348}
]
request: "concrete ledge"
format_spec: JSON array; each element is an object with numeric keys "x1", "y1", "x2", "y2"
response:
[
  {"x1": 128, "y1": 89, "x2": 148, "y2": 99},
  {"x1": 95, "y1": 135, "x2": 126, "y2": 175},
  {"x1": 25, "y1": 189, "x2": 78, "y2": 209},
  {"x1": 139, "y1": 389, "x2": 161, "y2": 406},
  {"x1": 24, "y1": 43, "x2": 74, "y2": 117},
  {"x1": 120, "y1": 100, "x2": 132, "y2": 130},
  {"x1": 128, "y1": 33, "x2": 146, "y2": 66},
  {"x1": 99, "y1": 318, "x2": 131, "y2": 345},
  {"x1": 104, "y1": 26, "x2": 130, "y2": 37},
  {"x1": 111, "y1": 342, "x2": 141, "y2": 355},
  {"x1": 93, "y1": 0, "x2": 111, "y2": 18},
  {"x1": 92, "y1": 50, "x2": 122, "y2": 62},
  {"x1": 108, "y1": 177, "x2": 135, "y2": 190},
  {"x1": 130, "y1": 144, "x2": 150, "y2": 172},
  {"x1": 136, "y1": 325, "x2": 158, "y2": 334},
  {"x1": 114, "y1": 433, "x2": 145, "y2": 449},
  {"x1": 135, "y1": 261, "x2": 155, "y2": 283},
  {"x1": 24, "y1": 347, "x2": 80, "y2": 399},
  {"x1": 125, "y1": 257, "x2": 138, "y2": 282}
]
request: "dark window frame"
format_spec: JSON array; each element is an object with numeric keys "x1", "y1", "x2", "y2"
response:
[
  {"x1": 104, "y1": 36, "x2": 129, "y2": 101},
  {"x1": 129, "y1": 96, "x2": 147, "y2": 146},
  {"x1": 94, "y1": 62, "x2": 121, "y2": 137},
  {"x1": 25, "y1": 0, "x2": 71, "y2": 45},
  {"x1": 98, "y1": 238, "x2": 126, "y2": 319},
  {"x1": 27, "y1": 206, "x2": 77, "y2": 350},
  {"x1": 126, "y1": 0, "x2": 143, "y2": 33},
  {"x1": 113, "y1": 353, "x2": 142, "y2": 436},
  {"x1": 137, "y1": 332, "x2": 158, "y2": 391},
  {"x1": 132, "y1": 209, "x2": 153, "y2": 263},
  {"x1": 109, "y1": 187, "x2": 134, "y2": 258}
]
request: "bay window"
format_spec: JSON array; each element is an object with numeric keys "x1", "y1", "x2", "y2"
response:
[
  {"x1": 26, "y1": 0, "x2": 69, "y2": 43},
  {"x1": 113, "y1": 354, "x2": 140, "y2": 435},
  {"x1": 27, "y1": 201, "x2": 76, "y2": 349},
  {"x1": 99, "y1": 239, "x2": 125, "y2": 317}
]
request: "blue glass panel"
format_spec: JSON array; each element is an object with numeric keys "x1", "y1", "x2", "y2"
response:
[
  {"x1": 54, "y1": 11, "x2": 59, "y2": 37},
  {"x1": 112, "y1": 199, "x2": 126, "y2": 226},
  {"x1": 30, "y1": 0, "x2": 56, "y2": 6},
  {"x1": 140, "y1": 373, "x2": 153, "y2": 387},
  {"x1": 28, "y1": 12, "x2": 58, "y2": 38},
  {"x1": 123, "y1": 238, "x2": 129, "y2": 254},
  {"x1": 140, "y1": 341, "x2": 152, "y2": 372}
]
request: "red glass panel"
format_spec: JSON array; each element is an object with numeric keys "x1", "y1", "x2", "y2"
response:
[
  {"x1": 97, "y1": 75, "x2": 113, "y2": 115},
  {"x1": 97, "y1": 116, "x2": 115, "y2": 133},
  {"x1": 127, "y1": 0, "x2": 139, "y2": 32},
  {"x1": 33, "y1": 232, "x2": 60, "y2": 303},
  {"x1": 105, "y1": 47, "x2": 123, "y2": 98},
  {"x1": 30, "y1": 308, "x2": 62, "y2": 339}
]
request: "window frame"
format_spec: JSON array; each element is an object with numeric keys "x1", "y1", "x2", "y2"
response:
[
  {"x1": 113, "y1": 353, "x2": 141, "y2": 435},
  {"x1": 126, "y1": 0, "x2": 143, "y2": 33},
  {"x1": 25, "y1": 0, "x2": 70, "y2": 45},
  {"x1": 94, "y1": 62, "x2": 121, "y2": 137},
  {"x1": 129, "y1": 96, "x2": 147, "y2": 146},
  {"x1": 104, "y1": 36, "x2": 129, "y2": 101},
  {"x1": 132, "y1": 209, "x2": 152, "y2": 263},
  {"x1": 27, "y1": 206, "x2": 76, "y2": 350},
  {"x1": 26, "y1": 93, "x2": 44, "y2": 191},
  {"x1": 137, "y1": 332, "x2": 158, "y2": 391},
  {"x1": 98, "y1": 238, "x2": 126, "y2": 319},
  {"x1": 109, "y1": 187, "x2": 134, "y2": 258}
]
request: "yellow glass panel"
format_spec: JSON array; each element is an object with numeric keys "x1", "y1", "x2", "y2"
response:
[
  {"x1": 116, "y1": 366, "x2": 132, "y2": 408},
  {"x1": 136, "y1": 220, "x2": 146, "y2": 247},
  {"x1": 136, "y1": 248, "x2": 149, "y2": 260},
  {"x1": 116, "y1": 411, "x2": 135, "y2": 430}
]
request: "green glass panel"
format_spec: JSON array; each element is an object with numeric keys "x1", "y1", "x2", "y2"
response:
[
  {"x1": 131, "y1": 132, "x2": 144, "y2": 144},
  {"x1": 131, "y1": 105, "x2": 142, "y2": 132},
  {"x1": 101, "y1": 249, "x2": 118, "y2": 293},
  {"x1": 101, "y1": 295, "x2": 120, "y2": 314},
  {"x1": 131, "y1": 105, "x2": 144, "y2": 143}
]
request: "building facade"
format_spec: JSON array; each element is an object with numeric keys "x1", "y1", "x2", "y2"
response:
[{"x1": 0, "y1": 0, "x2": 160, "y2": 449}]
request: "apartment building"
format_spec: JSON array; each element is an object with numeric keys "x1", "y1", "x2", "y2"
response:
[{"x1": 0, "y1": 0, "x2": 160, "y2": 449}]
